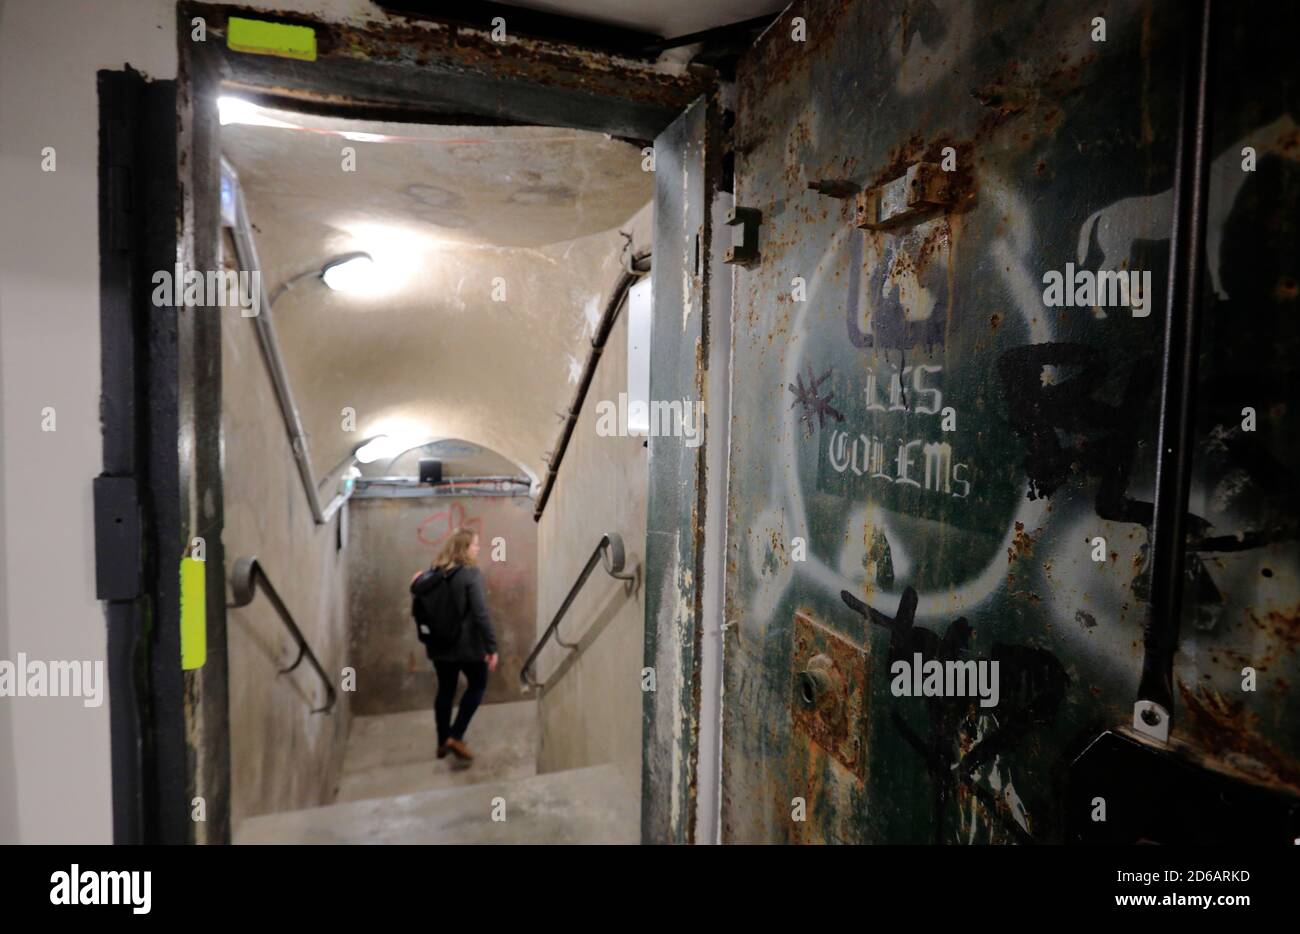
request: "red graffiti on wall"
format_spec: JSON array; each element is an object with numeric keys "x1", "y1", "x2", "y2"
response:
[{"x1": 416, "y1": 501, "x2": 483, "y2": 548}]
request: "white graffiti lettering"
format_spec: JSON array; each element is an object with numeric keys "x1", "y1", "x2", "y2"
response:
[{"x1": 828, "y1": 430, "x2": 971, "y2": 499}]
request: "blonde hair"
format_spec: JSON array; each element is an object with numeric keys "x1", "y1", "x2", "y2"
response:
[{"x1": 434, "y1": 527, "x2": 478, "y2": 569}]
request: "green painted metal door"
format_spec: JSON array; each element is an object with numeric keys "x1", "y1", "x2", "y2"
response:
[
  {"x1": 722, "y1": 0, "x2": 1300, "y2": 843},
  {"x1": 643, "y1": 95, "x2": 718, "y2": 844}
]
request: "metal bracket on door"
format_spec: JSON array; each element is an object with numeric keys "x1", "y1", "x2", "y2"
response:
[
  {"x1": 856, "y1": 162, "x2": 955, "y2": 230},
  {"x1": 724, "y1": 205, "x2": 761, "y2": 266},
  {"x1": 1132, "y1": 699, "x2": 1171, "y2": 743},
  {"x1": 93, "y1": 475, "x2": 143, "y2": 600}
]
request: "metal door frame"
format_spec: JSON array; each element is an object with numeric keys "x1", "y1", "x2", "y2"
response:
[{"x1": 96, "y1": 2, "x2": 721, "y2": 843}]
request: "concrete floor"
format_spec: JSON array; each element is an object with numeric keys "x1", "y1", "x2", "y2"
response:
[{"x1": 235, "y1": 700, "x2": 638, "y2": 844}]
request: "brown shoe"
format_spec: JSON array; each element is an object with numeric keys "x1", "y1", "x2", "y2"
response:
[
  {"x1": 436, "y1": 743, "x2": 449, "y2": 760},
  {"x1": 444, "y1": 738, "x2": 473, "y2": 761}
]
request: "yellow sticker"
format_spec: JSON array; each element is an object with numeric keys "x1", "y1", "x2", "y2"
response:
[
  {"x1": 180, "y1": 557, "x2": 206, "y2": 670},
  {"x1": 226, "y1": 17, "x2": 317, "y2": 62}
]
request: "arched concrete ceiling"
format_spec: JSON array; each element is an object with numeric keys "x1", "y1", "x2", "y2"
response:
[{"x1": 221, "y1": 105, "x2": 652, "y2": 489}]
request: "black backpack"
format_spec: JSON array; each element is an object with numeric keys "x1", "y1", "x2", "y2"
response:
[{"x1": 411, "y1": 566, "x2": 464, "y2": 655}]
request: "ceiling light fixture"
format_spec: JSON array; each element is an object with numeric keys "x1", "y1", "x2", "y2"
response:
[
  {"x1": 320, "y1": 252, "x2": 375, "y2": 292},
  {"x1": 353, "y1": 435, "x2": 394, "y2": 465},
  {"x1": 267, "y1": 251, "x2": 377, "y2": 305}
]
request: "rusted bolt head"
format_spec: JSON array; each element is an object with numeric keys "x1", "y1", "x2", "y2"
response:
[
  {"x1": 798, "y1": 654, "x2": 838, "y2": 709},
  {"x1": 797, "y1": 669, "x2": 828, "y2": 708}
]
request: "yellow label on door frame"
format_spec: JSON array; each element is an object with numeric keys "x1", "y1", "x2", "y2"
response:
[
  {"x1": 180, "y1": 557, "x2": 207, "y2": 670},
  {"x1": 226, "y1": 17, "x2": 317, "y2": 62}
]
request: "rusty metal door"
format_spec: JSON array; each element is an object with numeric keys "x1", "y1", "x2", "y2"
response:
[
  {"x1": 643, "y1": 95, "x2": 718, "y2": 844},
  {"x1": 722, "y1": 0, "x2": 1300, "y2": 843}
]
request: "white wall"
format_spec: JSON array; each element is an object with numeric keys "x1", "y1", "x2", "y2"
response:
[
  {"x1": 0, "y1": 0, "x2": 178, "y2": 845},
  {"x1": 534, "y1": 204, "x2": 653, "y2": 802},
  {"x1": 220, "y1": 246, "x2": 354, "y2": 830}
]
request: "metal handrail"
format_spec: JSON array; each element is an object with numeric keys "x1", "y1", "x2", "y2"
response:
[
  {"x1": 520, "y1": 533, "x2": 636, "y2": 688},
  {"x1": 227, "y1": 556, "x2": 338, "y2": 714},
  {"x1": 534, "y1": 251, "x2": 650, "y2": 521}
]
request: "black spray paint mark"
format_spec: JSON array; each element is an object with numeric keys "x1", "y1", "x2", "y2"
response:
[
  {"x1": 788, "y1": 365, "x2": 845, "y2": 436},
  {"x1": 996, "y1": 341, "x2": 1154, "y2": 515},
  {"x1": 842, "y1": 585, "x2": 1069, "y2": 844},
  {"x1": 998, "y1": 341, "x2": 1291, "y2": 553}
]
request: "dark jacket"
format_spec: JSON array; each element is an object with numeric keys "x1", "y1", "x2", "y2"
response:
[{"x1": 426, "y1": 564, "x2": 497, "y2": 664}]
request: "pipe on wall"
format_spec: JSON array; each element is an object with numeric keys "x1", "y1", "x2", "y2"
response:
[
  {"x1": 353, "y1": 476, "x2": 532, "y2": 499},
  {"x1": 222, "y1": 158, "x2": 333, "y2": 525},
  {"x1": 534, "y1": 249, "x2": 651, "y2": 520}
]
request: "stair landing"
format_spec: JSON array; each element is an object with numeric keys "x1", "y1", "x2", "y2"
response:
[
  {"x1": 236, "y1": 762, "x2": 637, "y2": 844},
  {"x1": 334, "y1": 701, "x2": 539, "y2": 803}
]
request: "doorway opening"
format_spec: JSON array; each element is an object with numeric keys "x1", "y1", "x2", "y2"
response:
[{"x1": 215, "y1": 96, "x2": 654, "y2": 840}]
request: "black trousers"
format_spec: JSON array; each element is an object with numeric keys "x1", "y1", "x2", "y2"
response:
[{"x1": 433, "y1": 660, "x2": 489, "y2": 745}]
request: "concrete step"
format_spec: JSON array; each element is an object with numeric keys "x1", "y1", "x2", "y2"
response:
[
  {"x1": 236, "y1": 763, "x2": 638, "y2": 844},
  {"x1": 333, "y1": 701, "x2": 538, "y2": 803}
]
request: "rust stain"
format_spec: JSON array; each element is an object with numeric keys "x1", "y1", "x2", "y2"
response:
[
  {"x1": 199, "y1": 1, "x2": 704, "y2": 114},
  {"x1": 1178, "y1": 682, "x2": 1300, "y2": 792},
  {"x1": 1246, "y1": 603, "x2": 1300, "y2": 655},
  {"x1": 1006, "y1": 520, "x2": 1037, "y2": 564},
  {"x1": 790, "y1": 611, "x2": 869, "y2": 787}
]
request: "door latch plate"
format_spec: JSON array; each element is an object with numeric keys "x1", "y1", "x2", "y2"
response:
[{"x1": 791, "y1": 610, "x2": 869, "y2": 781}]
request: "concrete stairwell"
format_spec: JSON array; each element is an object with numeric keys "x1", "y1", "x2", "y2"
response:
[{"x1": 234, "y1": 700, "x2": 638, "y2": 844}]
